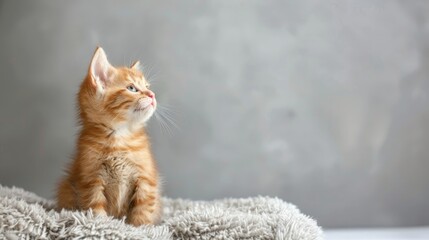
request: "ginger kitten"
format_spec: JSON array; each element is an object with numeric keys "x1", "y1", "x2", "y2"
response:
[{"x1": 57, "y1": 47, "x2": 161, "y2": 226}]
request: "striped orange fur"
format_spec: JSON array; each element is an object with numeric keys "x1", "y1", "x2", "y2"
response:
[{"x1": 57, "y1": 47, "x2": 161, "y2": 226}]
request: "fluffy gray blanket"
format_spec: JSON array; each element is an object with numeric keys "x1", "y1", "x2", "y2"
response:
[{"x1": 0, "y1": 185, "x2": 322, "y2": 239}]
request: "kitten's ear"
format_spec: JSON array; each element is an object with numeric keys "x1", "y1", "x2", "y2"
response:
[
  {"x1": 89, "y1": 47, "x2": 113, "y2": 91},
  {"x1": 130, "y1": 60, "x2": 141, "y2": 71}
]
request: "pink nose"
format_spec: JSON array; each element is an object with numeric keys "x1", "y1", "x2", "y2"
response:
[{"x1": 146, "y1": 91, "x2": 155, "y2": 99}]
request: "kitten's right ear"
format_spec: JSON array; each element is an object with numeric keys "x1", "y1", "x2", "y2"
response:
[{"x1": 88, "y1": 47, "x2": 113, "y2": 92}]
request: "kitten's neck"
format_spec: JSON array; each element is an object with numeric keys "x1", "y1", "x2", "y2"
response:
[
  {"x1": 110, "y1": 124, "x2": 139, "y2": 138},
  {"x1": 80, "y1": 121, "x2": 147, "y2": 147}
]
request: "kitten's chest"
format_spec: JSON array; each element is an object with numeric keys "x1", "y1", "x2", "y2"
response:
[
  {"x1": 101, "y1": 153, "x2": 137, "y2": 216},
  {"x1": 102, "y1": 154, "x2": 136, "y2": 181}
]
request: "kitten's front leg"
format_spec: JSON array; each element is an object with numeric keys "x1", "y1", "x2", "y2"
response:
[
  {"x1": 80, "y1": 177, "x2": 108, "y2": 217},
  {"x1": 127, "y1": 176, "x2": 160, "y2": 226}
]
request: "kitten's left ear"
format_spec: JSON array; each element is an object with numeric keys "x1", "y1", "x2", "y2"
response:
[
  {"x1": 130, "y1": 60, "x2": 141, "y2": 71},
  {"x1": 89, "y1": 47, "x2": 113, "y2": 91}
]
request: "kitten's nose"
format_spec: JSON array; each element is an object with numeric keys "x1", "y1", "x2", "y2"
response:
[{"x1": 144, "y1": 91, "x2": 155, "y2": 99}]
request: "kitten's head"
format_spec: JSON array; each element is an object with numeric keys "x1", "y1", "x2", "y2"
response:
[{"x1": 79, "y1": 47, "x2": 156, "y2": 131}]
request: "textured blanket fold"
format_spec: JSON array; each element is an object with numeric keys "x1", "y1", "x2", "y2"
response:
[{"x1": 0, "y1": 185, "x2": 322, "y2": 239}]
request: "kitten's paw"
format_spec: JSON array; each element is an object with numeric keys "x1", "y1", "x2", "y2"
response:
[
  {"x1": 127, "y1": 214, "x2": 151, "y2": 226},
  {"x1": 93, "y1": 209, "x2": 108, "y2": 217}
]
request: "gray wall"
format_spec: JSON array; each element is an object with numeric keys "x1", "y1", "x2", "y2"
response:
[{"x1": 1, "y1": 0, "x2": 428, "y2": 229}]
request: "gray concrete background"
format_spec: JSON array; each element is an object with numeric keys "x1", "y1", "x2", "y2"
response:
[{"x1": 1, "y1": 0, "x2": 429, "y2": 228}]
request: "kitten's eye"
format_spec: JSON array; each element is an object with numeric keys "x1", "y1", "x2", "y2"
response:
[{"x1": 127, "y1": 85, "x2": 138, "y2": 92}]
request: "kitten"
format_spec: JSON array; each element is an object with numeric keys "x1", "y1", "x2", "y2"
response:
[{"x1": 57, "y1": 47, "x2": 161, "y2": 226}]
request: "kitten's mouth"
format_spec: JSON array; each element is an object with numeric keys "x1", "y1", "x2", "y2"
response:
[
  {"x1": 134, "y1": 105, "x2": 153, "y2": 112},
  {"x1": 134, "y1": 98, "x2": 156, "y2": 113}
]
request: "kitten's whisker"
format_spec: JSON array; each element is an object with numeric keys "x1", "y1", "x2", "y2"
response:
[
  {"x1": 144, "y1": 64, "x2": 155, "y2": 77},
  {"x1": 156, "y1": 108, "x2": 178, "y2": 121},
  {"x1": 160, "y1": 108, "x2": 178, "y2": 119},
  {"x1": 156, "y1": 103, "x2": 173, "y2": 113},
  {"x1": 147, "y1": 76, "x2": 158, "y2": 85},
  {"x1": 146, "y1": 76, "x2": 159, "y2": 87},
  {"x1": 147, "y1": 72, "x2": 159, "y2": 81},
  {"x1": 154, "y1": 112, "x2": 174, "y2": 137},
  {"x1": 156, "y1": 108, "x2": 180, "y2": 132},
  {"x1": 141, "y1": 63, "x2": 160, "y2": 84},
  {"x1": 157, "y1": 109, "x2": 177, "y2": 125},
  {"x1": 157, "y1": 112, "x2": 174, "y2": 136},
  {"x1": 157, "y1": 107, "x2": 178, "y2": 136},
  {"x1": 157, "y1": 104, "x2": 178, "y2": 113},
  {"x1": 162, "y1": 120, "x2": 174, "y2": 137}
]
